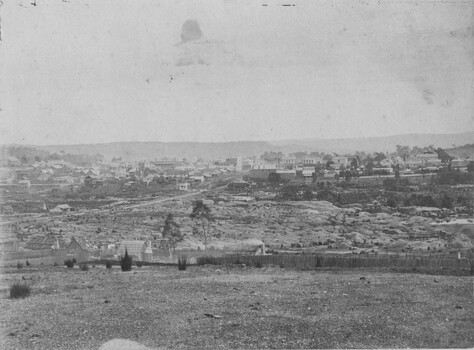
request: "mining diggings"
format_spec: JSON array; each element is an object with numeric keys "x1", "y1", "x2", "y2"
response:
[{"x1": 1, "y1": 265, "x2": 473, "y2": 349}]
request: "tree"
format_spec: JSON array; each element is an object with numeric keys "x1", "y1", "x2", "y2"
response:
[
  {"x1": 350, "y1": 157, "x2": 358, "y2": 169},
  {"x1": 395, "y1": 145, "x2": 411, "y2": 160},
  {"x1": 435, "y1": 148, "x2": 453, "y2": 164},
  {"x1": 162, "y1": 214, "x2": 183, "y2": 255},
  {"x1": 386, "y1": 196, "x2": 398, "y2": 208},
  {"x1": 344, "y1": 170, "x2": 352, "y2": 182},
  {"x1": 302, "y1": 189, "x2": 314, "y2": 200},
  {"x1": 467, "y1": 161, "x2": 474, "y2": 173},
  {"x1": 322, "y1": 154, "x2": 333, "y2": 161},
  {"x1": 289, "y1": 151, "x2": 308, "y2": 159},
  {"x1": 120, "y1": 249, "x2": 132, "y2": 272},
  {"x1": 268, "y1": 172, "x2": 282, "y2": 183},
  {"x1": 280, "y1": 186, "x2": 299, "y2": 200},
  {"x1": 440, "y1": 194, "x2": 454, "y2": 209},
  {"x1": 309, "y1": 151, "x2": 323, "y2": 158},
  {"x1": 373, "y1": 152, "x2": 386, "y2": 163},
  {"x1": 261, "y1": 151, "x2": 284, "y2": 162},
  {"x1": 190, "y1": 200, "x2": 213, "y2": 250},
  {"x1": 365, "y1": 156, "x2": 374, "y2": 171}
]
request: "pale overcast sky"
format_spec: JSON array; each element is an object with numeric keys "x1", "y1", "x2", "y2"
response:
[{"x1": 0, "y1": 0, "x2": 472, "y2": 145}]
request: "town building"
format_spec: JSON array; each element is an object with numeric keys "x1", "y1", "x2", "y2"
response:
[{"x1": 117, "y1": 240, "x2": 153, "y2": 262}]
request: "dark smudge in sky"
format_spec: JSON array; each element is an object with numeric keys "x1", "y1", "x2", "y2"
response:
[{"x1": 181, "y1": 20, "x2": 203, "y2": 43}]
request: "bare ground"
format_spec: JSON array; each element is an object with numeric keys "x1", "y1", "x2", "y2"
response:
[{"x1": 1, "y1": 265, "x2": 473, "y2": 349}]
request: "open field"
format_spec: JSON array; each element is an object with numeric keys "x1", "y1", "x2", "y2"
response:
[{"x1": 1, "y1": 265, "x2": 473, "y2": 349}]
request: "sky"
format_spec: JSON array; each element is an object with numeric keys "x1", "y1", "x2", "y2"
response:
[{"x1": 0, "y1": 0, "x2": 473, "y2": 145}]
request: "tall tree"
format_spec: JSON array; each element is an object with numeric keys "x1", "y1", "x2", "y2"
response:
[
  {"x1": 190, "y1": 200, "x2": 213, "y2": 250},
  {"x1": 435, "y1": 147, "x2": 453, "y2": 164},
  {"x1": 373, "y1": 152, "x2": 386, "y2": 163},
  {"x1": 162, "y1": 213, "x2": 183, "y2": 254},
  {"x1": 289, "y1": 151, "x2": 308, "y2": 159},
  {"x1": 395, "y1": 145, "x2": 411, "y2": 160},
  {"x1": 261, "y1": 151, "x2": 284, "y2": 162}
]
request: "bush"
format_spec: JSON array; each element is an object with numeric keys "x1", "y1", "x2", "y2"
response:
[
  {"x1": 25, "y1": 260, "x2": 30, "y2": 267},
  {"x1": 254, "y1": 261, "x2": 263, "y2": 268},
  {"x1": 17, "y1": 262, "x2": 23, "y2": 269},
  {"x1": 120, "y1": 249, "x2": 133, "y2": 272},
  {"x1": 64, "y1": 259, "x2": 75, "y2": 268},
  {"x1": 178, "y1": 255, "x2": 188, "y2": 271},
  {"x1": 80, "y1": 263, "x2": 89, "y2": 271},
  {"x1": 72, "y1": 258, "x2": 77, "y2": 264},
  {"x1": 10, "y1": 282, "x2": 31, "y2": 299},
  {"x1": 386, "y1": 196, "x2": 398, "y2": 208},
  {"x1": 105, "y1": 261, "x2": 113, "y2": 269},
  {"x1": 135, "y1": 261, "x2": 143, "y2": 268}
]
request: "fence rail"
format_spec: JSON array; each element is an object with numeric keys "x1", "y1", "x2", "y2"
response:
[
  {"x1": 1, "y1": 249, "x2": 68, "y2": 266},
  {"x1": 201, "y1": 253, "x2": 473, "y2": 273}
]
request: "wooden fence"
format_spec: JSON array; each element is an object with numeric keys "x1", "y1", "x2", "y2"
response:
[
  {"x1": 201, "y1": 253, "x2": 473, "y2": 274},
  {"x1": 1, "y1": 249, "x2": 68, "y2": 267}
]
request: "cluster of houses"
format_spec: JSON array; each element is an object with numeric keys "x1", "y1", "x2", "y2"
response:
[
  {"x1": 247, "y1": 151, "x2": 472, "y2": 182},
  {"x1": 1, "y1": 156, "x2": 244, "y2": 194},
  {"x1": 0, "y1": 230, "x2": 156, "y2": 263}
]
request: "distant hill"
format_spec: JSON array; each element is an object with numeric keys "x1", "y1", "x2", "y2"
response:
[
  {"x1": 446, "y1": 143, "x2": 474, "y2": 159},
  {"x1": 28, "y1": 132, "x2": 474, "y2": 161},
  {"x1": 272, "y1": 132, "x2": 474, "y2": 154},
  {"x1": 35, "y1": 142, "x2": 275, "y2": 162}
]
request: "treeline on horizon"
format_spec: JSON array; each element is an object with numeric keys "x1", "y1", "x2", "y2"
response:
[{"x1": 1, "y1": 143, "x2": 474, "y2": 165}]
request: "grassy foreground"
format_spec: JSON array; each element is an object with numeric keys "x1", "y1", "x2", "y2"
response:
[{"x1": 1, "y1": 265, "x2": 473, "y2": 349}]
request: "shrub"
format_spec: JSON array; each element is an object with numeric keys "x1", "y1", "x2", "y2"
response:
[
  {"x1": 80, "y1": 263, "x2": 89, "y2": 271},
  {"x1": 25, "y1": 260, "x2": 30, "y2": 267},
  {"x1": 254, "y1": 260, "x2": 263, "y2": 268},
  {"x1": 17, "y1": 262, "x2": 23, "y2": 269},
  {"x1": 105, "y1": 261, "x2": 113, "y2": 269},
  {"x1": 72, "y1": 258, "x2": 77, "y2": 264},
  {"x1": 178, "y1": 255, "x2": 188, "y2": 271},
  {"x1": 136, "y1": 261, "x2": 143, "y2": 268},
  {"x1": 64, "y1": 259, "x2": 75, "y2": 268},
  {"x1": 53, "y1": 262, "x2": 59, "y2": 267},
  {"x1": 10, "y1": 282, "x2": 31, "y2": 299},
  {"x1": 386, "y1": 196, "x2": 398, "y2": 208},
  {"x1": 120, "y1": 249, "x2": 133, "y2": 272}
]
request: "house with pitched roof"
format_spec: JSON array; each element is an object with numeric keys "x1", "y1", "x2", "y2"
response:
[
  {"x1": 49, "y1": 204, "x2": 73, "y2": 213},
  {"x1": 67, "y1": 236, "x2": 97, "y2": 261},
  {"x1": 24, "y1": 235, "x2": 66, "y2": 250},
  {"x1": 117, "y1": 240, "x2": 153, "y2": 262},
  {"x1": 67, "y1": 236, "x2": 96, "y2": 254},
  {"x1": 7, "y1": 156, "x2": 21, "y2": 167}
]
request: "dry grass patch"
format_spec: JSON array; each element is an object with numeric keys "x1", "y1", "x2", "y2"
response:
[{"x1": 0, "y1": 266, "x2": 472, "y2": 349}]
